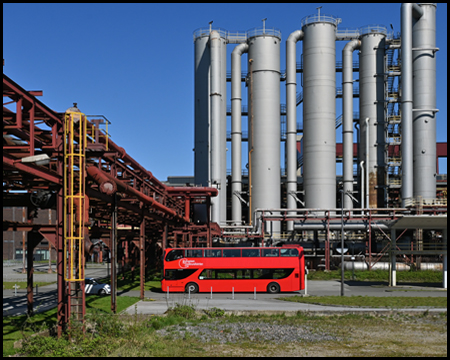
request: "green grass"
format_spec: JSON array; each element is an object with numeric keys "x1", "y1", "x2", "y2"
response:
[
  {"x1": 278, "y1": 295, "x2": 448, "y2": 308},
  {"x1": 3, "y1": 281, "x2": 56, "y2": 290},
  {"x1": 7, "y1": 307, "x2": 447, "y2": 357},
  {"x1": 307, "y1": 269, "x2": 443, "y2": 283},
  {"x1": 3, "y1": 295, "x2": 140, "y2": 357},
  {"x1": 103, "y1": 267, "x2": 162, "y2": 292}
]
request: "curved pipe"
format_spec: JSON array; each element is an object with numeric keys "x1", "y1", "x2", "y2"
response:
[
  {"x1": 342, "y1": 39, "x2": 360, "y2": 209},
  {"x1": 87, "y1": 166, "x2": 183, "y2": 221},
  {"x1": 286, "y1": 30, "x2": 304, "y2": 231},
  {"x1": 231, "y1": 42, "x2": 249, "y2": 225}
]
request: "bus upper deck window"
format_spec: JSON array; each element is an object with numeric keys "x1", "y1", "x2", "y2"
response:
[
  {"x1": 280, "y1": 248, "x2": 299, "y2": 257},
  {"x1": 166, "y1": 249, "x2": 185, "y2": 261},
  {"x1": 262, "y1": 249, "x2": 279, "y2": 257},
  {"x1": 186, "y1": 249, "x2": 203, "y2": 258}
]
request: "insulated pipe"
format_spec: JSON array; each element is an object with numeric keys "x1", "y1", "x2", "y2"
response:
[
  {"x1": 209, "y1": 30, "x2": 224, "y2": 224},
  {"x1": 231, "y1": 43, "x2": 249, "y2": 225},
  {"x1": 401, "y1": 3, "x2": 424, "y2": 206},
  {"x1": 412, "y1": 3, "x2": 437, "y2": 201},
  {"x1": 293, "y1": 220, "x2": 389, "y2": 231},
  {"x1": 365, "y1": 117, "x2": 369, "y2": 209},
  {"x1": 342, "y1": 39, "x2": 360, "y2": 209},
  {"x1": 286, "y1": 30, "x2": 304, "y2": 231},
  {"x1": 86, "y1": 166, "x2": 183, "y2": 221},
  {"x1": 360, "y1": 161, "x2": 365, "y2": 209}
]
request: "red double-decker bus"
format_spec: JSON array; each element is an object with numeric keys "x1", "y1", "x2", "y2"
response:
[{"x1": 161, "y1": 246, "x2": 304, "y2": 294}]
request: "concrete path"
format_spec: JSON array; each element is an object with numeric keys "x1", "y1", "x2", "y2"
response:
[{"x1": 3, "y1": 263, "x2": 447, "y2": 317}]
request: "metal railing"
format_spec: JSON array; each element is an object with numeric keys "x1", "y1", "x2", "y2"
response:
[{"x1": 193, "y1": 27, "x2": 281, "y2": 43}]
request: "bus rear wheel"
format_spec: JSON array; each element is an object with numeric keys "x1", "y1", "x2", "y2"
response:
[
  {"x1": 267, "y1": 282, "x2": 280, "y2": 294},
  {"x1": 185, "y1": 282, "x2": 199, "y2": 294}
]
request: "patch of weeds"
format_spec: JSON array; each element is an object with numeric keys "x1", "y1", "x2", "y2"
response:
[
  {"x1": 204, "y1": 307, "x2": 225, "y2": 318},
  {"x1": 167, "y1": 303, "x2": 197, "y2": 319}
]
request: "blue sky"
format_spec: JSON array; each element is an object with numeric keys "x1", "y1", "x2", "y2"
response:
[{"x1": 3, "y1": 3, "x2": 447, "y2": 180}]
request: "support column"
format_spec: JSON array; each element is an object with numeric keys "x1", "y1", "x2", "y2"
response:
[
  {"x1": 111, "y1": 194, "x2": 117, "y2": 314},
  {"x1": 390, "y1": 228, "x2": 397, "y2": 286},
  {"x1": 140, "y1": 217, "x2": 145, "y2": 300}
]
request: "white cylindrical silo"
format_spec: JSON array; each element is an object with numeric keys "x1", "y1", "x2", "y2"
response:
[
  {"x1": 193, "y1": 28, "x2": 227, "y2": 224},
  {"x1": 302, "y1": 15, "x2": 339, "y2": 209},
  {"x1": 413, "y1": 3, "x2": 437, "y2": 202},
  {"x1": 359, "y1": 27, "x2": 386, "y2": 208},
  {"x1": 247, "y1": 28, "x2": 281, "y2": 234},
  {"x1": 193, "y1": 31, "x2": 210, "y2": 188}
]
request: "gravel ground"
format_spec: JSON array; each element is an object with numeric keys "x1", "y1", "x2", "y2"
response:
[{"x1": 155, "y1": 320, "x2": 338, "y2": 344}]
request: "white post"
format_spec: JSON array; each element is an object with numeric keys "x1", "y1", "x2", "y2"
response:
[
  {"x1": 232, "y1": 287, "x2": 234, "y2": 300},
  {"x1": 167, "y1": 286, "x2": 169, "y2": 300},
  {"x1": 254, "y1": 287, "x2": 256, "y2": 300},
  {"x1": 304, "y1": 267, "x2": 308, "y2": 296},
  {"x1": 443, "y1": 229, "x2": 447, "y2": 289},
  {"x1": 211, "y1": 287, "x2": 213, "y2": 299}
]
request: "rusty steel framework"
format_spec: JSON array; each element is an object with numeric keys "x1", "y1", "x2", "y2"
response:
[
  {"x1": 3, "y1": 73, "x2": 219, "y2": 335},
  {"x1": 3, "y1": 70, "x2": 447, "y2": 334}
]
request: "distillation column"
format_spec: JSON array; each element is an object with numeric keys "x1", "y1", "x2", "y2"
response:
[
  {"x1": 247, "y1": 29, "x2": 281, "y2": 234},
  {"x1": 302, "y1": 15, "x2": 339, "y2": 209},
  {"x1": 412, "y1": 3, "x2": 437, "y2": 202},
  {"x1": 359, "y1": 28, "x2": 386, "y2": 208},
  {"x1": 193, "y1": 29, "x2": 227, "y2": 224}
]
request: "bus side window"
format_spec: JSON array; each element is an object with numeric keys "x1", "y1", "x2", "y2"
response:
[
  {"x1": 262, "y1": 249, "x2": 279, "y2": 257},
  {"x1": 223, "y1": 249, "x2": 241, "y2": 257},
  {"x1": 186, "y1": 249, "x2": 203, "y2": 258},
  {"x1": 205, "y1": 249, "x2": 221, "y2": 257},
  {"x1": 280, "y1": 248, "x2": 299, "y2": 257},
  {"x1": 242, "y1": 249, "x2": 260, "y2": 257}
]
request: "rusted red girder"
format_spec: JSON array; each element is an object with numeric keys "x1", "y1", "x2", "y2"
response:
[
  {"x1": 87, "y1": 166, "x2": 183, "y2": 221},
  {"x1": 3, "y1": 154, "x2": 61, "y2": 185},
  {"x1": 96, "y1": 135, "x2": 167, "y2": 193}
]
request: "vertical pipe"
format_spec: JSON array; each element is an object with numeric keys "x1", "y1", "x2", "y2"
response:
[
  {"x1": 360, "y1": 161, "x2": 365, "y2": 209},
  {"x1": 111, "y1": 193, "x2": 117, "y2": 313},
  {"x1": 209, "y1": 30, "x2": 222, "y2": 223},
  {"x1": 286, "y1": 30, "x2": 304, "y2": 231},
  {"x1": 413, "y1": 3, "x2": 437, "y2": 202},
  {"x1": 401, "y1": 3, "x2": 423, "y2": 206},
  {"x1": 365, "y1": 117, "x2": 370, "y2": 210},
  {"x1": 342, "y1": 39, "x2": 360, "y2": 209},
  {"x1": 359, "y1": 31, "x2": 386, "y2": 208},
  {"x1": 139, "y1": 216, "x2": 145, "y2": 300},
  {"x1": 231, "y1": 43, "x2": 249, "y2": 225}
]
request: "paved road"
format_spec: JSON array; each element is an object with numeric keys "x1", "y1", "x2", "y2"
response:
[{"x1": 3, "y1": 263, "x2": 447, "y2": 317}]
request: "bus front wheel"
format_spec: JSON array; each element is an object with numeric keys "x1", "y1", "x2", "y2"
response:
[
  {"x1": 267, "y1": 282, "x2": 280, "y2": 294},
  {"x1": 185, "y1": 282, "x2": 199, "y2": 294}
]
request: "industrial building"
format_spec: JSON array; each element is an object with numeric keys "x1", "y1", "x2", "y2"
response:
[{"x1": 2, "y1": 3, "x2": 447, "y2": 333}]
